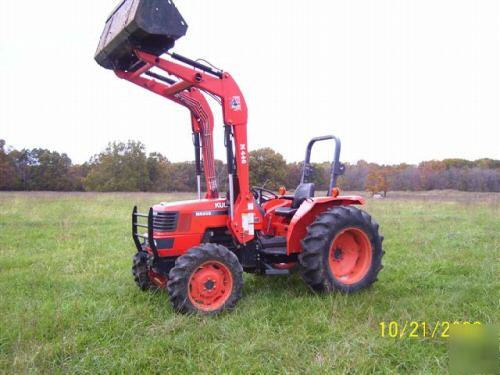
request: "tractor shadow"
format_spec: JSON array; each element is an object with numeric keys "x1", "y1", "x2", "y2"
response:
[{"x1": 243, "y1": 272, "x2": 311, "y2": 298}]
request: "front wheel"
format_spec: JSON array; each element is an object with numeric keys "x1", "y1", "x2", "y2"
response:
[
  {"x1": 167, "y1": 243, "x2": 243, "y2": 315},
  {"x1": 132, "y1": 252, "x2": 155, "y2": 291},
  {"x1": 299, "y1": 206, "x2": 384, "y2": 293}
]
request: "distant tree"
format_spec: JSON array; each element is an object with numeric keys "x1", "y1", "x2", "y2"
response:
[
  {"x1": 473, "y1": 158, "x2": 500, "y2": 169},
  {"x1": 249, "y1": 148, "x2": 287, "y2": 189},
  {"x1": 147, "y1": 152, "x2": 171, "y2": 192},
  {"x1": 214, "y1": 159, "x2": 228, "y2": 193},
  {"x1": 1, "y1": 145, "x2": 75, "y2": 191},
  {"x1": 84, "y1": 141, "x2": 151, "y2": 191},
  {"x1": 365, "y1": 166, "x2": 390, "y2": 196},
  {"x1": 461, "y1": 167, "x2": 500, "y2": 192},
  {"x1": 2, "y1": 138, "x2": 499, "y2": 193},
  {"x1": 310, "y1": 162, "x2": 331, "y2": 191},
  {"x1": 284, "y1": 162, "x2": 303, "y2": 190},
  {"x1": 390, "y1": 165, "x2": 419, "y2": 191},
  {"x1": 338, "y1": 160, "x2": 370, "y2": 191},
  {"x1": 68, "y1": 163, "x2": 90, "y2": 191},
  {"x1": 7, "y1": 149, "x2": 31, "y2": 190},
  {"x1": 26, "y1": 148, "x2": 75, "y2": 191},
  {"x1": 168, "y1": 162, "x2": 197, "y2": 191},
  {"x1": 0, "y1": 140, "x2": 19, "y2": 190},
  {"x1": 418, "y1": 160, "x2": 446, "y2": 190},
  {"x1": 442, "y1": 158, "x2": 474, "y2": 170}
]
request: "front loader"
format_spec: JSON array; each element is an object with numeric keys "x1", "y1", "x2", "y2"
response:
[{"x1": 96, "y1": 0, "x2": 384, "y2": 315}]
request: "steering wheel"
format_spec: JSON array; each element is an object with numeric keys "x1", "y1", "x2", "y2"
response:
[{"x1": 251, "y1": 186, "x2": 278, "y2": 204}]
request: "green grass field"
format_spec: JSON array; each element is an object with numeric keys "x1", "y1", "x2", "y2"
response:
[{"x1": 0, "y1": 191, "x2": 498, "y2": 374}]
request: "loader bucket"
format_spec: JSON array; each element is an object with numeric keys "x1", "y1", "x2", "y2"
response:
[{"x1": 95, "y1": 0, "x2": 188, "y2": 71}]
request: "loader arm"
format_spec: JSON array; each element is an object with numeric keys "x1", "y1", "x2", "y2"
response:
[
  {"x1": 117, "y1": 51, "x2": 254, "y2": 244},
  {"x1": 116, "y1": 68, "x2": 218, "y2": 198}
]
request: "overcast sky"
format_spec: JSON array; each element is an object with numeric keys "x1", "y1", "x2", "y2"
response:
[{"x1": 1, "y1": 0, "x2": 498, "y2": 165}]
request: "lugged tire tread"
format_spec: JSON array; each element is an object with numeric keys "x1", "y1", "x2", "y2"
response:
[
  {"x1": 167, "y1": 243, "x2": 243, "y2": 315},
  {"x1": 131, "y1": 252, "x2": 155, "y2": 291},
  {"x1": 298, "y1": 205, "x2": 384, "y2": 294}
]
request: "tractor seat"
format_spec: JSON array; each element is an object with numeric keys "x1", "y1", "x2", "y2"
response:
[{"x1": 275, "y1": 183, "x2": 315, "y2": 217}]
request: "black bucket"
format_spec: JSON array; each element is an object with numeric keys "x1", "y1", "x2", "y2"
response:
[{"x1": 95, "y1": 0, "x2": 188, "y2": 71}]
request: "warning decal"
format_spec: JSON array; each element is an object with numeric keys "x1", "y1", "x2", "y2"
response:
[{"x1": 230, "y1": 96, "x2": 241, "y2": 111}]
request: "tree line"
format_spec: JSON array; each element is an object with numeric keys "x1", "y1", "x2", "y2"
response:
[{"x1": 1, "y1": 139, "x2": 499, "y2": 193}]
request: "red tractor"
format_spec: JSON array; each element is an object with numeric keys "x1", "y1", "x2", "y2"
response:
[{"x1": 96, "y1": 0, "x2": 384, "y2": 315}]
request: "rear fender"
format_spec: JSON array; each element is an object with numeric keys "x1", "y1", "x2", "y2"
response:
[{"x1": 286, "y1": 195, "x2": 365, "y2": 254}]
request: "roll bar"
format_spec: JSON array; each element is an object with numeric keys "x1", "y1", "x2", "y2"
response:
[{"x1": 301, "y1": 135, "x2": 345, "y2": 195}]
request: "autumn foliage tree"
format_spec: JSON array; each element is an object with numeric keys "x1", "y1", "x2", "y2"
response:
[
  {"x1": 365, "y1": 166, "x2": 390, "y2": 196},
  {"x1": 418, "y1": 160, "x2": 447, "y2": 190}
]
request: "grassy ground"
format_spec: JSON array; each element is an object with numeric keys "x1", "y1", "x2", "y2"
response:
[{"x1": 0, "y1": 191, "x2": 498, "y2": 374}]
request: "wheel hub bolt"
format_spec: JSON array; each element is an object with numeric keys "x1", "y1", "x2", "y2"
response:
[
  {"x1": 204, "y1": 280, "x2": 215, "y2": 290},
  {"x1": 333, "y1": 248, "x2": 343, "y2": 260}
]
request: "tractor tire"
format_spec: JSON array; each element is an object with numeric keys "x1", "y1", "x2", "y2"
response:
[
  {"x1": 167, "y1": 243, "x2": 243, "y2": 315},
  {"x1": 299, "y1": 205, "x2": 384, "y2": 294},
  {"x1": 132, "y1": 252, "x2": 155, "y2": 291}
]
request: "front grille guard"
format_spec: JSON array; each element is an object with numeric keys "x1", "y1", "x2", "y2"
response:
[{"x1": 132, "y1": 206, "x2": 159, "y2": 262}]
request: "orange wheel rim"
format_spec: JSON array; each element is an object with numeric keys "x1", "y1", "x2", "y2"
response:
[
  {"x1": 328, "y1": 227, "x2": 372, "y2": 285},
  {"x1": 188, "y1": 261, "x2": 233, "y2": 311}
]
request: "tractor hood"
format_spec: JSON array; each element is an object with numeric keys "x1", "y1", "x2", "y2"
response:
[
  {"x1": 153, "y1": 198, "x2": 229, "y2": 215},
  {"x1": 152, "y1": 198, "x2": 229, "y2": 236}
]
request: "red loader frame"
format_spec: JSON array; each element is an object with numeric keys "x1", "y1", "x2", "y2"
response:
[{"x1": 117, "y1": 50, "x2": 257, "y2": 244}]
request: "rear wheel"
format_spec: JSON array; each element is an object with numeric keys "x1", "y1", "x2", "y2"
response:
[
  {"x1": 299, "y1": 206, "x2": 384, "y2": 293},
  {"x1": 167, "y1": 243, "x2": 243, "y2": 315}
]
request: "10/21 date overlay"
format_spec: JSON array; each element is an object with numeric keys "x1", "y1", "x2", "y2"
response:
[{"x1": 379, "y1": 321, "x2": 482, "y2": 339}]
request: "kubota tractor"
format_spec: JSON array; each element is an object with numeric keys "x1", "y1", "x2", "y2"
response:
[{"x1": 96, "y1": 0, "x2": 384, "y2": 315}]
